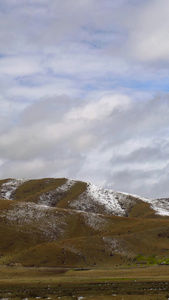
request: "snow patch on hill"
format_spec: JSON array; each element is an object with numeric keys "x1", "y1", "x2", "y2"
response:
[
  {"x1": 103, "y1": 236, "x2": 134, "y2": 258},
  {"x1": 81, "y1": 211, "x2": 108, "y2": 231},
  {"x1": 143, "y1": 198, "x2": 169, "y2": 216},
  {"x1": 0, "y1": 179, "x2": 28, "y2": 200},
  {"x1": 0, "y1": 202, "x2": 67, "y2": 240},
  {"x1": 86, "y1": 183, "x2": 128, "y2": 216},
  {"x1": 38, "y1": 179, "x2": 75, "y2": 206},
  {"x1": 84, "y1": 183, "x2": 169, "y2": 217},
  {"x1": 71, "y1": 183, "x2": 137, "y2": 216},
  {"x1": 63, "y1": 244, "x2": 82, "y2": 256},
  {"x1": 70, "y1": 182, "x2": 169, "y2": 217}
]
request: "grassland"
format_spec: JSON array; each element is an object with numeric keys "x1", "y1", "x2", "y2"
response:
[
  {"x1": 1, "y1": 265, "x2": 169, "y2": 299},
  {"x1": 1, "y1": 203, "x2": 169, "y2": 268}
]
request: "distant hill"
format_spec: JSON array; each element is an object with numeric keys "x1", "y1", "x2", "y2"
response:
[{"x1": 0, "y1": 178, "x2": 169, "y2": 267}]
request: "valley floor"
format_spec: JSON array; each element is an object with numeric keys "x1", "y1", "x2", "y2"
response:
[{"x1": 1, "y1": 265, "x2": 169, "y2": 299}]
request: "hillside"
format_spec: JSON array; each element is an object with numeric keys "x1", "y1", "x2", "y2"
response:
[{"x1": 0, "y1": 178, "x2": 169, "y2": 267}]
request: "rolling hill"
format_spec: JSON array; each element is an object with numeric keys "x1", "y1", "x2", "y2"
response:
[{"x1": 0, "y1": 177, "x2": 169, "y2": 268}]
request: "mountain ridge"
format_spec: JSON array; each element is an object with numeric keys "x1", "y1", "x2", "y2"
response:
[{"x1": 0, "y1": 177, "x2": 168, "y2": 217}]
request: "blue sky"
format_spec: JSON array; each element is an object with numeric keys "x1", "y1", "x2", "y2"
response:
[{"x1": 1, "y1": 0, "x2": 169, "y2": 198}]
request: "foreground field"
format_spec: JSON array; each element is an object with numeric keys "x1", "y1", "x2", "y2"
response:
[{"x1": 1, "y1": 266, "x2": 169, "y2": 299}]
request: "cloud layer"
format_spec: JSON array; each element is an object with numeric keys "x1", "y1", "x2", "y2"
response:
[
  {"x1": 0, "y1": 0, "x2": 169, "y2": 198},
  {"x1": 1, "y1": 93, "x2": 169, "y2": 198}
]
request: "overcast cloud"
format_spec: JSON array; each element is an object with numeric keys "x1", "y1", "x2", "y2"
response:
[{"x1": 1, "y1": 0, "x2": 169, "y2": 198}]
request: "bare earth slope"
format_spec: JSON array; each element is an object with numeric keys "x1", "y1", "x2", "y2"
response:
[{"x1": 0, "y1": 178, "x2": 169, "y2": 267}]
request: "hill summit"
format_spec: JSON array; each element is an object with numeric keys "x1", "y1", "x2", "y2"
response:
[{"x1": 0, "y1": 177, "x2": 169, "y2": 267}]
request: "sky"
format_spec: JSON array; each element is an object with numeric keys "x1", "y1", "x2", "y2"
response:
[{"x1": 1, "y1": 0, "x2": 169, "y2": 199}]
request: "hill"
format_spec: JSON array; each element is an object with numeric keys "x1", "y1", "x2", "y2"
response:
[{"x1": 0, "y1": 178, "x2": 169, "y2": 267}]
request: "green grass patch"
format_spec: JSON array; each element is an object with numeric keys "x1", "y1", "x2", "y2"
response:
[{"x1": 134, "y1": 254, "x2": 169, "y2": 265}]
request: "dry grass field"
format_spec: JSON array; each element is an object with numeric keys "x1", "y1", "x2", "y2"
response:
[{"x1": 1, "y1": 265, "x2": 169, "y2": 299}]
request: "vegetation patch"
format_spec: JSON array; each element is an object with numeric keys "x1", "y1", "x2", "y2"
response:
[{"x1": 134, "y1": 254, "x2": 169, "y2": 265}]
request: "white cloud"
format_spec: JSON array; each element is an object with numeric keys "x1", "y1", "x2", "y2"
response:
[
  {"x1": 0, "y1": 92, "x2": 169, "y2": 198},
  {"x1": 128, "y1": 0, "x2": 169, "y2": 63},
  {"x1": 0, "y1": 56, "x2": 41, "y2": 76},
  {"x1": 68, "y1": 93, "x2": 131, "y2": 121}
]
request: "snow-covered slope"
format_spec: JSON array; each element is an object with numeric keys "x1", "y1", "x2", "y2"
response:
[
  {"x1": 143, "y1": 197, "x2": 169, "y2": 216},
  {"x1": 0, "y1": 179, "x2": 28, "y2": 200},
  {"x1": 0, "y1": 178, "x2": 169, "y2": 217},
  {"x1": 81, "y1": 183, "x2": 169, "y2": 217},
  {"x1": 70, "y1": 183, "x2": 139, "y2": 216}
]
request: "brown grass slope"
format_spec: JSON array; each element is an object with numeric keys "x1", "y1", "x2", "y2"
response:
[
  {"x1": 0, "y1": 200, "x2": 169, "y2": 267},
  {"x1": 0, "y1": 178, "x2": 169, "y2": 267},
  {"x1": 13, "y1": 178, "x2": 67, "y2": 203}
]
